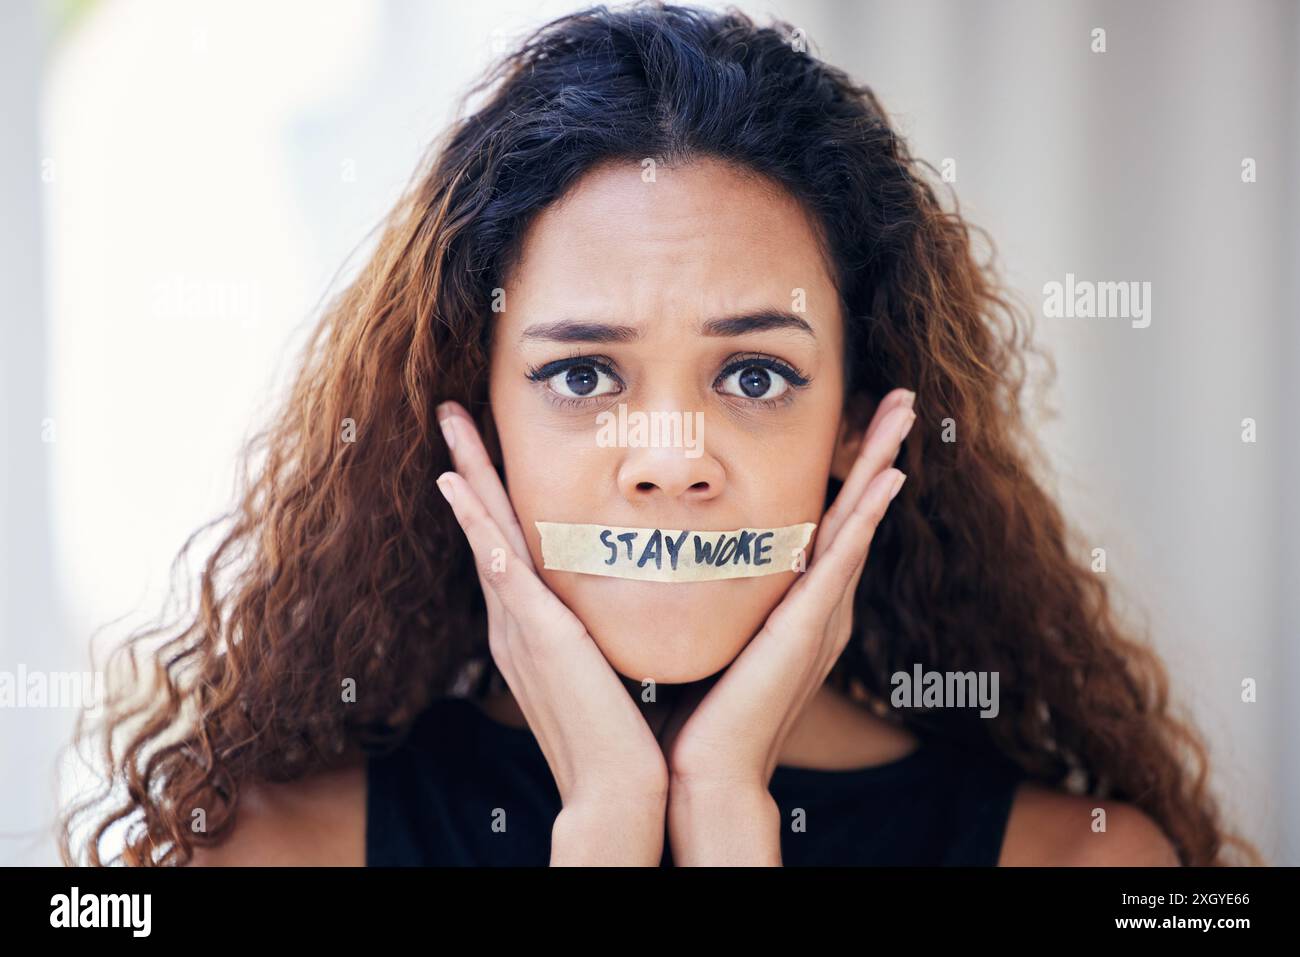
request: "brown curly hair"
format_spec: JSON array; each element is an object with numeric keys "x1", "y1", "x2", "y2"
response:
[{"x1": 57, "y1": 1, "x2": 1262, "y2": 866}]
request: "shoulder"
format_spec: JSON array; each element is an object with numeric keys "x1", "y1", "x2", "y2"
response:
[
  {"x1": 998, "y1": 780, "x2": 1180, "y2": 866},
  {"x1": 183, "y1": 757, "x2": 367, "y2": 867}
]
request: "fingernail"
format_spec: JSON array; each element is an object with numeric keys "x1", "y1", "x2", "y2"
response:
[
  {"x1": 900, "y1": 390, "x2": 917, "y2": 410},
  {"x1": 889, "y1": 471, "x2": 907, "y2": 501},
  {"x1": 440, "y1": 414, "x2": 457, "y2": 452},
  {"x1": 898, "y1": 410, "x2": 916, "y2": 444},
  {"x1": 437, "y1": 474, "x2": 455, "y2": 505}
]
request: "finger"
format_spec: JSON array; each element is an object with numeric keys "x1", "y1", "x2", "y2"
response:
[
  {"x1": 437, "y1": 401, "x2": 534, "y2": 570},
  {"x1": 818, "y1": 389, "x2": 913, "y2": 555},
  {"x1": 431, "y1": 410, "x2": 510, "y2": 607},
  {"x1": 800, "y1": 468, "x2": 904, "y2": 621},
  {"x1": 716, "y1": 465, "x2": 905, "y2": 761},
  {"x1": 436, "y1": 469, "x2": 583, "y2": 648},
  {"x1": 816, "y1": 396, "x2": 915, "y2": 561},
  {"x1": 849, "y1": 387, "x2": 915, "y2": 465},
  {"x1": 750, "y1": 465, "x2": 903, "y2": 682},
  {"x1": 476, "y1": 557, "x2": 513, "y2": 676}
]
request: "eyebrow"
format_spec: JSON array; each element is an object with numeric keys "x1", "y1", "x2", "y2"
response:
[{"x1": 519, "y1": 310, "x2": 816, "y2": 343}]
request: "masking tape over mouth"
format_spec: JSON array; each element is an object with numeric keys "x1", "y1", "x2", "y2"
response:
[{"x1": 534, "y1": 521, "x2": 817, "y2": 582}]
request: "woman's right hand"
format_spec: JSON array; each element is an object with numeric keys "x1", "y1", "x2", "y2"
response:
[{"x1": 434, "y1": 401, "x2": 669, "y2": 865}]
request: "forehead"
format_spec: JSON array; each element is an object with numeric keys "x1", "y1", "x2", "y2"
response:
[{"x1": 500, "y1": 157, "x2": 841, "y2": 335}]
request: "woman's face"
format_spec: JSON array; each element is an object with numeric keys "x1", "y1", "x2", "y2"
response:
[{"x1": 487, "y1": 156, "x2": 855, "y2": 684}]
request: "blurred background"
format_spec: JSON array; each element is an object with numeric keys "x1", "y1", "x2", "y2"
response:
[{"x1": 1, "y1": 0, "x2": 1296, "y2": 865}]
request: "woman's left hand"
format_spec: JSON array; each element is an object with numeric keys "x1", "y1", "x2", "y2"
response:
[{"x1": 659, "y1": 387, "x2": 916, "y2": 864}]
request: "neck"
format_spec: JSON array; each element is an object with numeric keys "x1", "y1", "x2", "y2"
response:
[
  {"x1": 476, "y1": 668, "x2": 923, "y2": 772},
  {"x1": 616, "y1": 672, "x2": 721, "y2": 739}
]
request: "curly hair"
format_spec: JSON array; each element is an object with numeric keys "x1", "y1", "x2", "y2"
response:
[{"x1": 57, "y1": 0, "x2": 1262, "y2": 866}]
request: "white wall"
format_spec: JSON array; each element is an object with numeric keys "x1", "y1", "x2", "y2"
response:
[{"x1": 806, "y1": 0, "x2": 1298, "y2": 865}]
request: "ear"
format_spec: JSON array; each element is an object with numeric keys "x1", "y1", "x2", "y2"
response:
[{"x1": 830, "y1": 392, "x2": 878, "y2": 481}]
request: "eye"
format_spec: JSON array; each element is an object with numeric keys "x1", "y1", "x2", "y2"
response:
[
  {"x1": 526, "y1": 357, "x2": 622, "y2": 401},
  {"x1": 716, "y1": 355, "x2": 809, "y2": 402},
  {"x1": 550, "y1": 363, "x2": 618, "y2": 399},
  {"x1": 719, "y1": 365, "x2": 788, "y2": 401}
]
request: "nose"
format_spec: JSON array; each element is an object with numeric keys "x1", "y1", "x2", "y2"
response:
[{"x1": 614, "y1": 417, "x2": 725, "y2": 506}]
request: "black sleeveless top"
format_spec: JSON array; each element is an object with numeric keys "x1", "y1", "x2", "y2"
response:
[{"x1": 365, "y1": 695, "x2": 1025, "y2": 866}]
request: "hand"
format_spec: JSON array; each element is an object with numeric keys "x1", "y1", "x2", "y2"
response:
[
  {"x1": 434, "y1": 401, "x2": 669, "y2": 864},
  {"x1": 658, "y1": 388, "x2": 915, "y2": 861}
]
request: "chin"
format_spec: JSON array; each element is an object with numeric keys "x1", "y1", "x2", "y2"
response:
[{"x1": 540, "y1": 570, "x2": 794, "y2": 683}]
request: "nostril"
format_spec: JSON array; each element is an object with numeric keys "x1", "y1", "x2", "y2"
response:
[
  {"x1": 689, "y1": 482, "x2": 709, "y2": 491},
  {"x1": 636, "y1": 481, "x2": 655, "y2": 491}
]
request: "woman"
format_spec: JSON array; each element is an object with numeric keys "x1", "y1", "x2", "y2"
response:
[{"x1": 58, "y1": 1, "x2": 1260, "y2": 866}]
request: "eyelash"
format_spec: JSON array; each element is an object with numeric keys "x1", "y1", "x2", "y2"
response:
[{"x1": 524, "y1": 352, "x2": 812, "y2": 410}]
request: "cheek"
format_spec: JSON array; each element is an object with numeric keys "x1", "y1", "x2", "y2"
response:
[
  {"x1": 503, "y1": 428, "x2": 597, "y2": 490},
  {"x1": 493, "y1": 422, "x2": 600, "y2": 571},
  {"x1": 753, "y1": 424, "x2": 840, "y2": 514}
]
